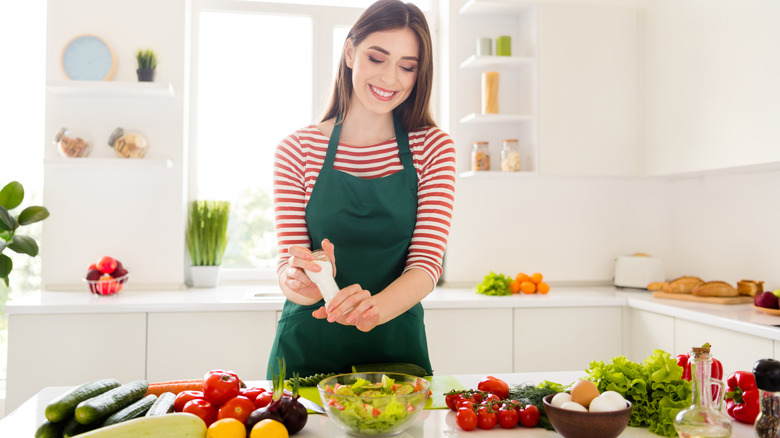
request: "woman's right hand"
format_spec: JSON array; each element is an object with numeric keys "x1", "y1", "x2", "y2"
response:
[{"x1": 280, "y1": 239, "x2": 336, "y2": 302}]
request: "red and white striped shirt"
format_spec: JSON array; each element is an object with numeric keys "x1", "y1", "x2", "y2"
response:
[{"x1": 273, "y1": 124, "x2": 456, "y2": 285}]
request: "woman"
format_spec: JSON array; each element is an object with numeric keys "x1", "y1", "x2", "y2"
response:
[{"x1": 267, "y1": 0, "x2": 456, "y2": 378}]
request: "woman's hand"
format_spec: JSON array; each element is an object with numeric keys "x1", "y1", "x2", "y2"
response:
[
  {"x1": 312, "y1": 284, "x2": 381, "y2": 332},
  {"x1": 280, "y1": 239, "x2": 337, "y2": 304}
]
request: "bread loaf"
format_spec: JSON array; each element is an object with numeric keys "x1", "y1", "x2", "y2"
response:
[
  {"x1": 691, "y1": 281, "x2": 738, "y2": 297},
  {"x1": 663, "y1": 276, "x2": 704, "y2": 294},
  {"x1": 737, "y1": 279, "x2": 764, "y2": 297}
]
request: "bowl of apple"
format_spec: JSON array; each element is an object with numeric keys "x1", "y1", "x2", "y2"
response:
[{"x1": 83, "y1": 256, "x2": 129, "y2": 295}]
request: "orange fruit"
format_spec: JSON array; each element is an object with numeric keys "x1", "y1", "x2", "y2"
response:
[
  {"x1": 530, "y1": 272, "x2": 543, "y2": 284},
  {"x1": 509, "y1": 280, "x2": 521, "y2": 294},
  {"x1": 250, "y1": 419, "x2": 289, "y2": 438},
  {"x1": 515, "y1": 273, "x2": 530, "y2": 283},
  {"x1": 537, "y1": 282, "x2": 550, "y2": 294},
  {"x1": 520, "y1": 281, "x2": 536, "y2": 294},
  {"x1": 207, "y1": 418, "x2": 245, "y2": 438}
]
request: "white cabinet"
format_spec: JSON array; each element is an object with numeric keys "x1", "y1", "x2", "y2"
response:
[
  {"x1": 146, "y1": 311, "x2": 278, "y2": 382},
  {"x1": 674, "y1": 319, "x2": 773, "y2": 375},
  {"x1": 627, "y1": 308, "x2": 675, "y2": 362},
  {"x1": 513, "y1": 307, "x2": 623, "y2": 372},
  {"x1": 424, "y1": 308, "x2": 513, "y2": 375},
  {"x1": 5, "y1": 313, "x2": 147, "y2": 412}
]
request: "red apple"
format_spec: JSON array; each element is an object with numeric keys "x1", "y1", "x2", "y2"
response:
[{"x1": 96, "y1": 256, "x2": 118, "y2": 274}]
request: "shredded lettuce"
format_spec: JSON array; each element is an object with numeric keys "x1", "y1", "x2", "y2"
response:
[{"x1": 585, "y1": 349, "x2": 691, "y2": 437}]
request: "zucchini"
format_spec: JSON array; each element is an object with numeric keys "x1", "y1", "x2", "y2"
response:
[
  {"x1": 35, "y1": 420, "x2": 64, "y2": 438},
  {"x1": 145, "y1": 391, "x2": 175, "y2": 416},
  {"x1": 102, "y1": 394, "x2": 157, "y2": 426},
  {"x1": 74, "y1": 380, "x2": 148, "y2": 425},
  {"x1": 76, "y1": 413, "x2": 206, "y2": 438},
  {"x1": 351, "y1": 362, "x2": 429, "y2": 377},
  {"x1": 45, "y1": 379, "x2": 122, "y2": 423},
  {"x1": 63, "y1": 416, "x2": 99, "y2": 438}
]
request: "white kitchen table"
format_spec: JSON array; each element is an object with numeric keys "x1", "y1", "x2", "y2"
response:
[{"x1": 0, "y1": 371, "x2": 755, "y2": 437}]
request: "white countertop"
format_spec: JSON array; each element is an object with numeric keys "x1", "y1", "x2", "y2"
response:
[
  {"x1": 6, "y1": 285, "x2": 780, "y2": 340},
  {"x1": 0, "y1": 371, "x2": 756, "y2": 437}
]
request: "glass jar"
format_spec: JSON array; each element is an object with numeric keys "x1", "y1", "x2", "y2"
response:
[
  {"x1": 500, "y1": 139, "x2": 521, "y2": 172},
  {"x1": 673, "y1": 345, "x2": 732, "y2": 438},
  {"x1": 53, "y1": 127, "x2": 91, "y2": 158},
  {"x1": 471, "y1": 141, "x2": 490, "y2": 171},
  {"x1": 108, "y1": 127, "x2": 148, "y2": 158}
]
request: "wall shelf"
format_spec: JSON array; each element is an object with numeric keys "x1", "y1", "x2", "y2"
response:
[
  {"x1": 459, "y1": 113, "x2": 534, "y2": 125},
  {"x1": 459, "y1": 54, "x2": 534, "y2": 70},
  {"x1": 46, "y1": 81, "x2": 175, "y2": 98},
  {"x1": 459, "y1": 0, "x2": 534, "y2": 16},
  {"x1": 459, "y1": 170, "x2": 537, "y2": 179},
  {"x1": 44, "y1": 157, "x2": 173, "y2": 169}
]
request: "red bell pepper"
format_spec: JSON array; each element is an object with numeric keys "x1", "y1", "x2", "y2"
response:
[{"x1": 725, "y1": 371, "x2": 760, "y2": 424}]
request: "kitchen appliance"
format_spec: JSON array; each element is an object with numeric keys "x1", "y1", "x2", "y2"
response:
[{"x1": 613, "y1": 254, "x2": 664, "y2": 289}]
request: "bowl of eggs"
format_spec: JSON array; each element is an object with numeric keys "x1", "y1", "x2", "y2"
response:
[{"x1": 542, "y1": 380, "x2": 632, "y2": 438}]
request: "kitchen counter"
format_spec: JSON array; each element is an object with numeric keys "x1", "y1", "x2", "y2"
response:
[{"x1": 0, "y1": 371, "x2": 756, "y2": 437}]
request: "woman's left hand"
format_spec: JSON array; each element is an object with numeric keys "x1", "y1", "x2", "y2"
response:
[{"x1": 312, "y1": 284, "x2": 380, "y2": 332}]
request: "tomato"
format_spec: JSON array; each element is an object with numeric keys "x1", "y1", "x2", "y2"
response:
[
  {"x1": 174, "y1": 390, "x2": 205, "y2": 412},
  {"x1": 203, "y1": 370, "x2": 241, "y2": 406},
  {"x1": 96, "y1": 256, "x2": 118, "y2": 274},
  {"x1": 218, "y1": 395, "x2": 255, "y2": 423},
  {"x1": 241, "y1": 387, "x2": 266, "y2": 403},
  {"x1": 254, "y1": 392, "x2": 273, "y2": 409},
  {"x1": 519, "y1": 404, "x2": 541, "y2": 428},
  {"x1": 456, "y1": 399, "x2": 474, "y2": 412},
  {"x1": 477, "y1": 376, "x2": 509, "y2": 400},
  {"x1": 497, "y1": 404, "x2": 520, "y2": 429},
  {"x1": 183, "y1": 398, "x2": 218, "y2": 426},
  {"x1": 445, "y1": 393, "x2": 461, "y2": 411},
  {"x1": 482, "y1": 393, "x2": 501, "y2": 405},
  {"x1": 477, "y1": 405, "x2": 498, "y2": 430},
  {"x1": 455, "y1": 408, "x2": 478, "y2": 431}
]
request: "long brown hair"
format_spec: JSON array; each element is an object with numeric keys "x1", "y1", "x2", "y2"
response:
[{"x1": 321, "y1": 0, "x2": 436, "y2": 131}]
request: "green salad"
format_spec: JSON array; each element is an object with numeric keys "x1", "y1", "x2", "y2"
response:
[{"x1": 322, "y1": 374, "x2": 428, "y2": 435}]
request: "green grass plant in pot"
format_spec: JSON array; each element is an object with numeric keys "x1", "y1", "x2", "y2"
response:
[
  {"x1": 187, "y1": 200, "x2": 229, "y2": 287},
  {"x1": 0, "y1": 181, "x2": 49, "y2": 287},
  {"x1": 135, "y1": 48, "x2": 158, "y2": 82}
]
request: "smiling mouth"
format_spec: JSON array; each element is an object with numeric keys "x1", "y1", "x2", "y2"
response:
[{"x1": 370, "y1": 84, "x2": 397, "y2": 101}]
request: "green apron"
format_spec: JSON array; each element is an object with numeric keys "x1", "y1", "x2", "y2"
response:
[{"x1": 267, "y1": 115, "x2": 432, "y2": 378}]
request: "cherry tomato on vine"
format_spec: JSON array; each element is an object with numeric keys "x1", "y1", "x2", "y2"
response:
[
  {"x1": 519, "y1": 404, "x2": 541, "y2": 428},
  {"x1": 445, "y1": 393, "x2": 461, "y2": 411},
  {"x1": 456, "y1": 399, "x2": 475, "y2": 411},
  {"x1": 456, "y1": 408, "x2": 478, "y2": 431},
  {"x1": 497, "y1": 403, "x2": 520, "y2": 429},
  {"x1": 482, "y1": 393, "x2": 501, "y2": 405},
  {"x1": 477, "y1": 376, "x2": 509, "y2": 400},
  {"x1": 477, "y1": 405, "x2": 498, "y2": 430}
]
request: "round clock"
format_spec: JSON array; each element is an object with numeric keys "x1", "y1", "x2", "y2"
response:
[{"x1": 60, "y1": 34, "x2": 117, "y2": 81}]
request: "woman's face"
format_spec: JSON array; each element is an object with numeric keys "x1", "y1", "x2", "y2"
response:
[{"x1": 345, "y1": 28, "x2": 420, "y2": 116}]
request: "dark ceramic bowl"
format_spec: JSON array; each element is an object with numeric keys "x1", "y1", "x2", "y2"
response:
[{"x1": 543, "y1": 393, "x2": 632, "y2": 438}]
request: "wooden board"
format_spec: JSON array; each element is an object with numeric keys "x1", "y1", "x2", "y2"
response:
[{"x1": 652, "y1": 291, "x2": 753, "y2": 305}]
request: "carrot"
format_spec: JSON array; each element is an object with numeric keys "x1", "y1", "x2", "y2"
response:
[{"x1": 145, "y1": 379, "x2": 203, "y2": 396}]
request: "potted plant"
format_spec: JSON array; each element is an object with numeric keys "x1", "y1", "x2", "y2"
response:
[
  {"x1": 187, "y1": 200, "x2": 230, "y2": 287},
  {"x1": 0, "y1": 181, "x2": 49, "y2": 287},
  {"x1": 135, "y1": 48, "x2": 158, "y2": 82}
]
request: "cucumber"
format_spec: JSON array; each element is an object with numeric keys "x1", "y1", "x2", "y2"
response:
[
  {"x1": 351, "y1": 362, "x2": 429, "y2": 377},
  {"x1": 74, "y1": 380, "x2": 148, "y2": 425},
  {"x1": 45, "y1": 379, "x2": 122, "y2": 423},
  {"x1": 76, "y1": 413, "x2": 206, "y2": 438},
  {"x1": 145, "y1": 392, "x2": 175, "y2": 416},
  {"x1": 63, "y1": 416, "x2": 99, "y2": 438},
  {"x1": 289, "y1": 372, "x2": 337, "y2": 387},
  {"x1": 102, "y1": 394, "x2": 157, "y2": 426},
  {"x1": 35, "y1": 420, "x2": 64, "y2": 438}
]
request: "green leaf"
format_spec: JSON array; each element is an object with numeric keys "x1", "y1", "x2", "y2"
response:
[
  {"x1": 0, "y1": 206, "x2": 14, "y2": 232},
  {"x1": 0, "y1": 181, "x2": 24, "y2": 210},
  {"x1": 8, "y1": 235, "x2": 39, "y2": 257},
  {"x1": 0, "y1": 254, "x2": 12, "y2": 285},
  {"x1": 18, "y1": 206, "x2": 50, "y2": 225}
]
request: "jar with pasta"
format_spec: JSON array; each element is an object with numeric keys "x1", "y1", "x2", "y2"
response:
[
  {"x1": 471, "y1": 141, "x2": 490, "y2": 171},
  {"x1": 54, "y1": 127, "x2": 92, "y2": 158},
  {"x1": 108, "y1": 127, "x2": 148, "y2": 158},
  {"x1": 500, "y1": 139, "x2": 521, "y2": 172}
]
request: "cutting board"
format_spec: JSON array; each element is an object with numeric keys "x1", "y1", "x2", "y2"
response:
[{"x1": 652, "y1": 291, "x2": 753, "y2": 305}]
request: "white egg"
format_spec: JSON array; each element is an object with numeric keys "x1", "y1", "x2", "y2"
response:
[
  {"x1": 561, "y1": 401, "x2": 588, "y2": 412},
  {"x1": 600, "y1": 391, "x2": 627, "y2": 408},
  {"x1": 551, "y1": 392, "x2": 573, "y2": 408},
  {"x1": 589, "y1": 395, "x2": 623, "y2": 412}
]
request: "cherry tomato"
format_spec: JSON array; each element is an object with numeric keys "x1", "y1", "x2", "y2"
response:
[
  {"x1": 254, "y1": 392, "x2": 273, "y2": 409},
  {"x1": 240, "y1": 387, "x2": 266, "y2": 403},
  {"x1": 456, "y1": 399, "x2": 474, "y2": 411},
  {"x1": 202, "y1": 369, "x2": 241, "y2": 406},
  {"x1": 183, "y1": 398, "x2": 218, "y2": 426},
  {"x1": 477, "y1": 376, "x2": 509, "y2": 400},
  {"x1": 482, "y1": 393, "x2": 501, "y2": 405},
  {"x1": 471, "y1": 392, "x2": 484, "y2": 403},
  {"x1": 477, "y1": 405, "x2": 498, "y2": 430},
  {"x1": 218, "y1": 395, "x2": 255, "y2": 423},
  {"x1": 456, "y1": 408, "x2": 478, "y2": 431},
  {"x1": 174, "y1": 390, "x2": 204, "y2": 412},
  {"x1": 519, "y1": 404, "x2": 541, "y2": 428},
  {"x1": 497, "y1": 404, "x2": 519, "y2": 429},
  {"x1": 445, "y1": 393, "x2": 461, "y2": 411}
]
